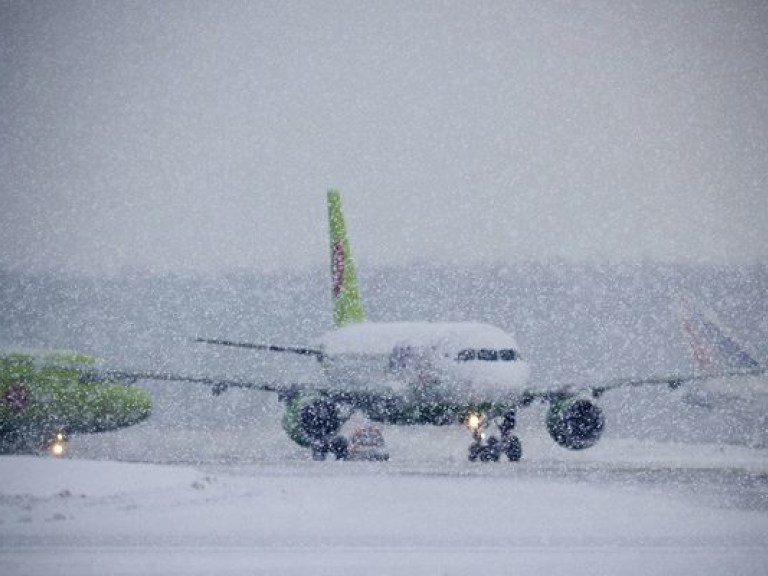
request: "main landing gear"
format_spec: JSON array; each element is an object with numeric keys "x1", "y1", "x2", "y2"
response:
[
  {"x1": 466, "y1": 411, "x2": 522, "y2": 463},
  {"x1": 310, "y1": 435, "x2": 349, "y2": 461}
]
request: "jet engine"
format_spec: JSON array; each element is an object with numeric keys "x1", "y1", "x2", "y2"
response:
[
  {"x1": 546, "y1": 398, "x2": 605, "y2": 450},
  {"x1": 281, "y1": 395, "x2": 345, "y2": 448}
]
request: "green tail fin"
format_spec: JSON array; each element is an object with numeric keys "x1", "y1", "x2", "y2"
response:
[{"x1": 328, "y1": 189, "x2": 366, "y2": 327}]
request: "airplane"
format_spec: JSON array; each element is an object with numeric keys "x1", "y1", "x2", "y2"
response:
[
  {"x1": 66, "y1": 190, "x2": 765, "y2": 462},
  {"x1": 0, "y1": 351, "x2": 152, "y2": 456},
  {"x1": 677, "y1": 297, "x2": 767, "y2": 409}
]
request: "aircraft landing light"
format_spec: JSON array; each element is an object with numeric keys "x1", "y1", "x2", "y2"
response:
[{"x1": 50, "y1": 433, "x2": 67, "y2": 457}]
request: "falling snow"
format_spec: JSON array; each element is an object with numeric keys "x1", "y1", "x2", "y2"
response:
[{"x1": 1, "y1": 2, "x2": 767, "y2": 573}]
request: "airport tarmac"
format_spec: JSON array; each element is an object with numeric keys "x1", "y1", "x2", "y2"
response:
[{"x1": 2, "y1": 416, "x2": 767, "y2": 576}]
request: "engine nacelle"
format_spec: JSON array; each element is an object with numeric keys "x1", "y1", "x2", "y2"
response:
[
  {"x1": 281, "y1": 395, "x2": 345, "y2": 447},
  {"x1": 546, "y1": 398, "x2": 605, "y2": 450}
]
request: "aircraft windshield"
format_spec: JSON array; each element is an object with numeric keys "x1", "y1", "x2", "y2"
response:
[{"x1": 456, "y1": 348, "x2": 518, "y2": 362}]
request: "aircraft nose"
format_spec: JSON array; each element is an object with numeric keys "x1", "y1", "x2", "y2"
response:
[
  {"x1": 467, "y1": 361, "x2": 531, "y2": 401},
  {"x1": 79, "y1": 383, "x2": 153, "y2": 433},
  {"x1": 112, "y1": 385, "x2": 153, "y2": 428}
]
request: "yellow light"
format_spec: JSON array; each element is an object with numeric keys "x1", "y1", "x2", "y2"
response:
[
  {"x1": 467, "y1": 414, "x2": 481, "y2": 431},
  {"x1": 50, "y1": 433, "x2": 67, "y2": 457}
]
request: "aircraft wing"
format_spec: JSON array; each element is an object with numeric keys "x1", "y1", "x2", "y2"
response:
[
  {"x1": 539, "y1": 299, "x2": 765, "y2": 400},
  {"x1": 23, "y1": 350, "x2": 307, "y2": 396},
  {"x1": 550, "y1": 365, "x2": 766, "y2": 401},
  {"x1": 192, "y1": 338, "x2": 324, "y2": 360},
  {"x1": 72, "y1": 367, "x2": 304, "y2": 396}
]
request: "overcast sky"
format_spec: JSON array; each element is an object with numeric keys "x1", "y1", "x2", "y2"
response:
[{"x1": 1, "y1": 1, "x2": 767, "y2": 275}]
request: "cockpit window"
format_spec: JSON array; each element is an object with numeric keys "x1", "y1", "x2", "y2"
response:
[
  {"x1": 477, "y1": 349, "x2": 498, "y2": 361},
  {"x1": 456, "y1": 348, "x2": 518, "y2": 362},
  {"x1": 499, "y1": 349, "x2": 517, "y2": 361},
  {"x1": 457, "y1": 349, "x2": 476, "y2": 362}
]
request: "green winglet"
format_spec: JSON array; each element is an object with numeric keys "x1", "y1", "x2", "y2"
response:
[{"x1": 327, "y1": 190, "x2": 366, "y2": 327}]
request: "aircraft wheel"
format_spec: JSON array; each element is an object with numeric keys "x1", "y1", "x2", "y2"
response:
[
  {"x1": 504, "y1": 435, "x2": 522, "y2": 462},
  {"x1": 468, "y1": 442, "x2": 482, "y2": 462},
  {"x1": 310, "y1": 439, "x2": 328, "y2": 461},
  {"x1": 329, "y1": 435, "x2": 349, "y2": 460},
  {"x1": 481, "y1": 436, "x2": 501, "y2": 462},
  {"x1": 500, "y1": 411, "x2": 516, "y2": 436}
]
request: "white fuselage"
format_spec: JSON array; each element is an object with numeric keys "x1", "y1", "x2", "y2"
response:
[{"x1": 316, "y1": 322, "x2": 531, "y2": 405}]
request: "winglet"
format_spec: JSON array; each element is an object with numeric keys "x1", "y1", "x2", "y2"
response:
[{"x1": 328, "y1": 190, "x2": 366, "y2": 327}]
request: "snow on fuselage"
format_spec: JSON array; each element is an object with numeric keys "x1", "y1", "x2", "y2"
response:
[{"x1": 316, "y1": 322, "x2": 531, "y2": 405}]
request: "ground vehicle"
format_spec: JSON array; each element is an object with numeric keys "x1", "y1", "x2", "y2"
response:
[{"x1": 347, "y1": 427, "x2": 389, "y2": 461}]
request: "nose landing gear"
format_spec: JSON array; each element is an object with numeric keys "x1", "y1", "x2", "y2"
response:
[{"x1": 466, "y1": 411, "x2": 522, "y2": 463}]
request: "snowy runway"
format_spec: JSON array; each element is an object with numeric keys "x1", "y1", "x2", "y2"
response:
[
  {"x1": 2, "y1": 439, "x2": 768, "y2": 576},
  {"x1": 5, "y1": 546, "x2": 766, "y2": 576}
]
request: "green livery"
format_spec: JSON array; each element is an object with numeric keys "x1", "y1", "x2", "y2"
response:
[
  {"x1": 0, "y1": 352, "x2": 152, "y2": 455},
  {"x1": 328, "y1": 189, "x2": 366, "y2": 327}
]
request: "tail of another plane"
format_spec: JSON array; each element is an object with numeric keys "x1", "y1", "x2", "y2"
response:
[
  {"x1": 328, "y1": 190, "x2": 366, "y2": 328},
  {"x1": 680, "y1": 297, "x2": 762, "y2": 375}
]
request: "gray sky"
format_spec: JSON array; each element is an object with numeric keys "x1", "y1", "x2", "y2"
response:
[{"x1": 1, "y1": 1, "x2": 767, "y2": 275}]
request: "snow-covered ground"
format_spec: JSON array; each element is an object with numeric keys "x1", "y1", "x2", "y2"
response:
[
  {"x1": 4, "y1": 382, "x2": 767, "y2": 574},
  {"x1": 2, "y1": 428, "x2": 768, "y2": 576}
]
